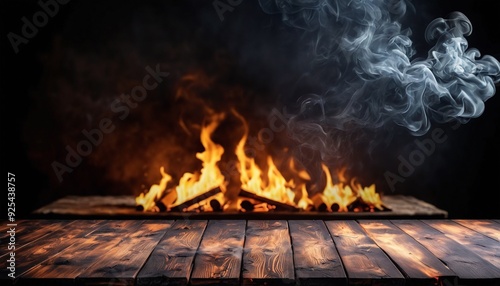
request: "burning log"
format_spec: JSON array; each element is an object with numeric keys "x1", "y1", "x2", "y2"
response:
[
  {"x1": 209, "y1": 199, "x2": 223, "y2": 212},
  {"x1": 331, "y1": 203, "x2": 340, "y2": 212},
  {"x1": 310, "y1": 193, "x2": 328, "y2": 212},
  {"x1": 155, "y1": 189, "x2": 178, "y2": 212},
  {"x1": 239, "y1": 189, "x2": 299, "y2": 212},
  {"x1": 240, "y1": 200, "x2": 255, "y2": 212},
  {"x1": 168, "y1": 187, "x2": 222, "y2": 212}
]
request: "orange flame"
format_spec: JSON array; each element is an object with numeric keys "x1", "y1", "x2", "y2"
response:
[
  {"x1": 174, "y1": 112, "x2": 226, "y2": 204},
  {"x1": 135, "y1": 167, "x2": 172, "y2": 211},
  {"x1": 234, "y1": 110, "x2": 298, "y2": 207},
  {"x1": 320, "y1": 164, "x2": 357, "y2": 212},
  {"x1": 136, "y1": 107, "x2": 383, "y2": 212}
]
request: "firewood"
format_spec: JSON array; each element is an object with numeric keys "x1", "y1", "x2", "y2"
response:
[
  {"x1": 240, "y1": 200, "x2": 255, "y2": 212},
  {"x1": 155, "y1": 189, "x2": 178, "y2": 212},
  {"x1": 168, "y1": 187, "x2": 222, "y2": 212},
  {"x1": 210, "y1": 199, "x2": 222, "y2": 212},
  {"x1": 239, "y1": 189, "x2": 299, "y2": 212},
  {"x1": 310, "y1": 193, "x2": 328, "y2": 212}
]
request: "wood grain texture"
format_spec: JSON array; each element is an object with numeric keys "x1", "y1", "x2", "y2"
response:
[
  {"x1": 0, "y1": 219, "x2": 102, "y2": 284},
  {"x1": 136, "y1": 220, "x2": 207, "y2": 286},
  {"x1": 360, "y1": 220, "x2": 456, "y2": 285},
  {"x1": 288, "y1": 220, "x2": 347, "y2": 286},
  {"x1": 0, "y1": 219, "x2": 23, "y2": 234},
  {"x1": 380, "y1": 195, "x2": 448, "y2": 217},
  {"x1": 242, "y1": 220, "x2": 294, "y2": 285},
  {"x1": 394, "y1": 220, "x2": 500, "y2": 284},
  {"x1": 424, "y1": 220, "x2": 500, "y2": 269},
  {"x1": 17, "y1": 220, "x2": 143, "y2": 286},
  {"x1": 454, "y1": 219, "x2": 500, "y2": 242},
  {"x1": 0, "y1": 220, "x2": 75, "y2": 257},
  {"x1": 76, "y1": 221, "x2": 173, "y2": 286},
  {"x1": 190, "y1": 220, "x2": 246, "y2": 285},
  {"x1": 5, "y1": 219, "x2": 500, "y2": 286},
  {"x1": 325, "y1": 220, "x2": 404, "y2": 285}
]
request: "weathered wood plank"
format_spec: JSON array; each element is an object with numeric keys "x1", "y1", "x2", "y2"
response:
[
  {"x1": 190, "y1": 220, "x2": 246, "y2": 285},
  {"x1": 424, "y1": 220, "x2": 500, "y2": 269},
  {"x1": 76, "y1": 221, "x2": 172, "y2": 286},
  {"x1": 380, "y1": 195, "x2": 448, "y2": 217},
  {"x1": 360, "y1": 220, "x2": 457, "y2": 285},
  {"x1": 0, "y1": 220, "x2": 75, "y2": 256},
  {"x1": 454, "y1": 219, "x2": 500, "y2": 242},
  {"x1": 0, "y1": 220, "x2": 34, "y2": 245},
  {"x1": 394, "y1": 220, "x2": 500, "y2": 284},
  {"x1": 0, "y1": 219, "x2": 23, "y2": 234},
  {"x1": 288, "y1": 220, "x2": 347, "y2": 286},
  {"x1": 325, "y1": 220, "x2": 405, "y2": 285},
  {"x1": 242, "y1": 220, "x2": 294, "y2": 285},
  {"x1": 17, "y1": 220, "x2": 144, "y2": 286},
  {"x1": 136, "y1": 220, "x2": 207, "y2": 286},
  {"x1": 0, "y1": 220, "x2": 102, "y2": 284}
]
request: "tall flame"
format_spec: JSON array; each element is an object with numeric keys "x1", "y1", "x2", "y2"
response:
[
  {"x1": 174, "y1": 112, "x2": 226, "y2": 204},
  {"x1": 233, "y1": 109, "x2": 297, "y2": 207}
]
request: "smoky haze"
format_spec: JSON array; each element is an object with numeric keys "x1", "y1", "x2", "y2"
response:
[{"x1": 257, "y1": 0, "x2": 500, "y2": 162}]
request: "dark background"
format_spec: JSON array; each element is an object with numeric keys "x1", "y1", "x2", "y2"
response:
[{"x1": 1, "y1": 0, "x2": 499, "y2": 219}]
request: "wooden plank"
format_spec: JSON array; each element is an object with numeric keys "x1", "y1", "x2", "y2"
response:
[
  {"x1": 393, "y1": 220, "x2": 500, "y2": 284},
  {"x1": 242, "y1": 220, "x2": 294, "y2": 285},
  {"x1": 288, "y1": 220, "x2": 347, "y2": 286},
  {"x1": 0, "y1": 220, "x2": 102, "y2": 283},
  {"x1": 136, "y1": 220, "x2": 207, "y2": 286},
  {"x1": 33, "y1": 196, "x2": 137, "y2": 216},
  {"x1": 0, "y1": 220, "x2": 75, "y2": 256},
  {"x1": 424, "y1": 220, "x2": 500, "y2": 269},
  {"x1": 190, "y1": 220, "x2": 246, "y2": 285},
  {"x1": 0, "y1": 219, "x2": 24, "y2": 233},
  {"x1": 380, "y1": 195, "x2": 448, "y2": 217},
  {"x1": 325, "y1": 220, "x2": 405, "y2": 285},
  {"x1": 76, "y1": 221, "x2": 172, "y2": 286},
  {"x1": 360, "y1": 220, "x2": 457, "y2": 285},
  {"x1": 17, "y1": 220, "x2": 144, "y2": 286},
  {"x1": 0, "y1": 220, "x2": 33, "y2": 245},
  {"x1": 454, "y1": 219, "x2": 500, "y2": 241}
]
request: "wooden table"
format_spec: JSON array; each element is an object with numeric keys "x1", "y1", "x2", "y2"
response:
[{"x1": 1, "y1": 219, "x2": 499, "y2": 285}]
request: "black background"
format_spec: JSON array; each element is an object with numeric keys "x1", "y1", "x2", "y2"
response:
[{"x1": 1, "y1": 0, "x2": 499, "y2": 219}]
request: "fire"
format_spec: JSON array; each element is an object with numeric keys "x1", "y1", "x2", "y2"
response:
[
  {"x1": 174, "y1": 112, "x2": 226, "y2": 204},
  {"x1": 135, "y1": 108, "x2": 384, "y2": 212},
  {"x1": 358, "y1": 184, "x2": 383, "y2": 211},
  {"x1": 320, "y1": 164, "x2": 357, "y2": 212},
  {"x1": 135, "y1": 166, "x2": 171, "y2": 211},
  {"x1": 234, "y1": 109, "x2": 296, "y2": 207},
  {"x1": 319, "y1": 164, "x2": 384, "y2": 212}
]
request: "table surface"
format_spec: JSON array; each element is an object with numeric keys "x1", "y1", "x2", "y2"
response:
[{"x1": 1, "y1": 219, "x2": 499, "y2": 285}]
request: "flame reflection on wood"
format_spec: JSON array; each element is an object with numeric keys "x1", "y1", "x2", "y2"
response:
[
  {"x1": 325, "y1": 220, "x2": 404, "y2": 283},
  {"x1": 242, "y1": 220, "x2": 294, "y2": 284},
  {"x1": 360, "y1": 220, "x2": 456, "y2": 283}
]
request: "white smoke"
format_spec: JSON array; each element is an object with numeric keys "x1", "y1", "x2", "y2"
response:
[{"x1": 259, "y1": 0, "x2": 500, "y2": 159}]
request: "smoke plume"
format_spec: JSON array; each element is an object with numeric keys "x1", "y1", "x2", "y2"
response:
[{"x1": 259, "y1": 0, "x2": 500, "y2": 160}]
